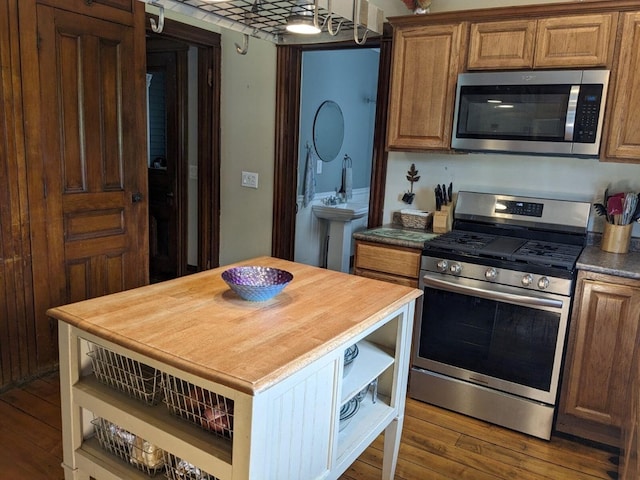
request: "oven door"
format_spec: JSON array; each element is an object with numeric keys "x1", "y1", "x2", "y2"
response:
[{"x1": 413, "y1": 272, "x2": 572, "y2": 405}]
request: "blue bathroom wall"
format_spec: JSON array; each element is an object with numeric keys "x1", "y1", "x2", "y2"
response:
[{"x1": 298, "y1": 48, "x2": 380, "y2": 196}]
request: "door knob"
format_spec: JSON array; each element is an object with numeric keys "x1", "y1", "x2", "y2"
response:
[{"x1": 132, "y1": 192, "x2": 143, "y2": 203}]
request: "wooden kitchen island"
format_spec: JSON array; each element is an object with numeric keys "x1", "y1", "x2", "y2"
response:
[{"x1": 48, "y1": 257, "x2": 422, "y2": 480}]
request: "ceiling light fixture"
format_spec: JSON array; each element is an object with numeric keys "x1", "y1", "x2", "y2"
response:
[{"x1": 286, "y1": 0, "x2": 321, "y2": 34}]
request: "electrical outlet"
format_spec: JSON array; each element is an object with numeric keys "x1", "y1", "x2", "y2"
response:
[{"x1": 241, "y1": 171, "x2": 259, "y2": 189}]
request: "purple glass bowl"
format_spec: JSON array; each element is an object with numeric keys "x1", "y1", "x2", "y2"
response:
[{"x1": 221, "y1": 266, "x2": 293, "y2": 301}]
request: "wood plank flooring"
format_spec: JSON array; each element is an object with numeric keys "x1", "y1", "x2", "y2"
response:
[{"x1": 0, "y1": 371, "x2": 618, "y2": 480}]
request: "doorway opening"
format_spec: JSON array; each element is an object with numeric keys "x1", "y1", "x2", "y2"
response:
[
  {"x1": 145, "y1": 16, "x2": 222, "y2": 283},
  {"x1": 272, "y1": 29, "x2": 393, "y2": 261}
]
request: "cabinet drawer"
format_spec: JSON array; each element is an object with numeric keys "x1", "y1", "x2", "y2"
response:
[
  {"x1": 355, "y1": 242, "x2": 421, "y2": 279},
  {"x1": 355, "y1": 268, "x2": 418, "y2": 288}
]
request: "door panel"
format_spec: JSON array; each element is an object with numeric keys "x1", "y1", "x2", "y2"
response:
[{"x1": 36, "y1": 5, "x2": 147, "y2": 306}]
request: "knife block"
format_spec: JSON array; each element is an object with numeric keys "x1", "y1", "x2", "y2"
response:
[{"x1": 433, "y1": 205, "x2": 453, "y2": 234}]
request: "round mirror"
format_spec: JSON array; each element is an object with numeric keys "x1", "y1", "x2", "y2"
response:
[{"x1": 313, "y1": 101, "x2": 344, "y2": 162}]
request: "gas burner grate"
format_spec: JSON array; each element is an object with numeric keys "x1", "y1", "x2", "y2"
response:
[
  {"x1": 513, "y1": 240, "x2": 583, "y2": 269},
  {"x1": 425, "y1": 231, "x2": 496, "y2": 253}
]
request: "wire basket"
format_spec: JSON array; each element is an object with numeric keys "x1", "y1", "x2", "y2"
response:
[
  {"x1": 92, "y1": 417, "x2": 165, "y2": 476},
  {"x1": 164, "y1": 453, "x2": 220, "y2": 480},
  {"x1": 162, "y1": 374, "x2": 234, "y2": 440},
  {"x1": 88, "y1": 345, "x2": 163, "y2": 405},
  {"x1": 400, "y1": 210, "x2": 432, "y2": 229}
]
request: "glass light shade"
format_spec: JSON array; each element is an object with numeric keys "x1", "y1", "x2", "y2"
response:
[{"x1": 286, "y1": 14, "x2": 321, "y2": 34}]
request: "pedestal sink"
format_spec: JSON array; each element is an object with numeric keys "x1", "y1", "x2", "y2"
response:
[{"x1": 312, "y1": 202, "x2": 369, "y2": 273}]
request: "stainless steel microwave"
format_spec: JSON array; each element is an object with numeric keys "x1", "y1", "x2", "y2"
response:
[{"x1": 451, "y1": 70, "x2": 609, "y2": 157}]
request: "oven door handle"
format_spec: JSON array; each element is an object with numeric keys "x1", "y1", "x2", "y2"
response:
[{"x1": 423, "y1": 276, "x2": 564, "y2": 309}]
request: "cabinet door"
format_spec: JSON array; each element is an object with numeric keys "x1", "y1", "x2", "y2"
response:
[
  {"x1": 535, "y1": 14, "x2": 616, "y2": 68},
  {"x1": 468, "y1": 20, "x2": 535, "y2": 70},
  {"x1": 387, "y1": 23, "x2": 466, "y2": 151},
  {"x1": 606, "y1": 11, "x2": 640, "y2": 162},
  {"x1": 561, "y1": 277, "x2": 640, "y2": 434},
  {"x1": 620, "y1": 359, "x2": 639, "y2": 480}
]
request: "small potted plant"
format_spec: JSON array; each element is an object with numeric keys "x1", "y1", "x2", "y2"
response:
[{"x1": 400, "y1": 0, "x2": 431, "y2": 14}]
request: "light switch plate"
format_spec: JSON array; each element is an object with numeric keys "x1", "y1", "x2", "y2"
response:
[{"x1": 241, "y1": 171, "x2": 259, "y2": 189}]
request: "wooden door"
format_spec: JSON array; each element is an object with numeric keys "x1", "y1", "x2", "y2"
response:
[
  {"x1": 35, "y1": 6, "x2": 148, "y2": 306},
  {"x1": 147, "y1": 48, "x2": 187, "y2": 282}
]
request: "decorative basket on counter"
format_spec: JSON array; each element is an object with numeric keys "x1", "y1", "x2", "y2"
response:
[
  {"x1": 88, "y1": 345, "x2": 163, "y2": 405},
  {"x1": 164, "y1": 453, "x2": 220, "y2": 480},
  {"x1": 91, "y1": 417, "x2": 165, "y2": 477},
  {"x1": 162, "y1": 374, "x2": 235, "y2": 440},
  {"x1": 400, "y1": 209, "x2": 432, "y2": 229}
]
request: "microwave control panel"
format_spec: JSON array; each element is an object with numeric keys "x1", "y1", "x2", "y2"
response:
[{"x1": 574, "y1": 84, "x2": 604, "y2": 143}]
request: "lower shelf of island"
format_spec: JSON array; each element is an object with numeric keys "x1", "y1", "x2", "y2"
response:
[{"x1": 74, "y1": 375, "x2": 232, "y2": 478}]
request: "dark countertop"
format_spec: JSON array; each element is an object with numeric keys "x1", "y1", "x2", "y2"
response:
[
  {"x1": 577, "y1": 245, "x2": 640, "y2": 280},
  {"x1": 353, "y1": 225, "x2": 439, "y2": 250}
]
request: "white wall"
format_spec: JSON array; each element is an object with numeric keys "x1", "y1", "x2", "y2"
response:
[
  {"x1": 384, "y1": 153, "x2": 640, "y2": 236},
  {"x1": 218, "y1": 31, "x2": 276, "y2": 266}
]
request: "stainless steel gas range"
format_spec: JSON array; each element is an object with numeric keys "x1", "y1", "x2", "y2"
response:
[{"x1": 410, "y1": 191, "x2": 591, "y2": 440}]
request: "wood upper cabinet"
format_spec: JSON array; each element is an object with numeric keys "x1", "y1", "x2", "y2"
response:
[
  {"x1": 386, "y1": 22, "x2": 466, "y2": 151},
  {"x1": 557, "y1": 271, "x2": 640, "y2": 447},
  {"x1": 468, "y1": 13, "x2": 616, "y2": 70},
  {"x1": 468, "y1": 20, "x2": 536, "y2": 70},
  {"x1": 354, "y1": 241, "x2": 422, "y2": 288},
  {"x1": 535, "y1": 13, "x2": 616, "y2": 68},
  {"x1": 606, "y1": 11, "x2": 640, "y2": 162}
]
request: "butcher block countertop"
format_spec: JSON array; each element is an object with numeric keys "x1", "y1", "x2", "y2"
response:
[{"x1": 47, "y1": 256, "x2": 422, "y2": 396}]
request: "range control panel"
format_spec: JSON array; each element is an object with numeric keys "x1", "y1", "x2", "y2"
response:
[{"x1": 495, "y1": 200, "x2": 543, "y2": 217}]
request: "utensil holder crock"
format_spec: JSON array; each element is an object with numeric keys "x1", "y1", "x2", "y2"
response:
[{"x1": 601, "y1": 222, "x2": 632, "y2": 254}]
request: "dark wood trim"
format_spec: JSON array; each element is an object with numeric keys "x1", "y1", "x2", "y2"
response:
[
  {"x1": 198, "y1": 43, "x2": 221, "y2": 270},
  {"x1": 272, "y1": 33, "x2": 392, "y2": 260},
  {"x1": 145, "y1": 15, "x2": 221, "y2": 271},
  {"x1": 368, "y1": 24, "x2": 393, "y2": 228},
  {"x1": 272, "y1": 46, "x2": 302, "y2": 261}
]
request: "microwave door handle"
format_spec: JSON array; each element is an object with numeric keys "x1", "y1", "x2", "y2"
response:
[
  {"x1": 564, "y1": 85, "x2": 580, "y2": 141},
  {"x1": 423, "y1": 276, "x2": 564, "y2": 309}
]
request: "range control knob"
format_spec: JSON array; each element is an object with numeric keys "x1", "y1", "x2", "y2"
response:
[
  {"x1": 538, "y1": 276, "x2": 550, "y2": 290},
  {"x1": 449, "y1": 263, "x2": 462, "y2": 275},
  {"x1": 522, "y1": 274, "x2": 534, "y2": 287},
  {"x1": 485, "y1": 268, "x2": 497, "y2": 280},
  {"x1": 436, "y1": 260, "x2": 448, "y2": 272}
]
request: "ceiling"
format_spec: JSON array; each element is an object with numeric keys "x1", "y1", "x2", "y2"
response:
[{"x1": 142, "y1": 0, "x2": 385, "y2": 45}]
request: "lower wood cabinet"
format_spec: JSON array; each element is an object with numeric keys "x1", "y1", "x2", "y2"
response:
[
  {"x1": 354, "y1": 241, "x2": 421, "y2": 288},
  {"x1": 557, "y1": 270, "x2": 640, "y2": 447},
  {"x1": 620, "y1": 349, "x2": 639, "y2": 480}
]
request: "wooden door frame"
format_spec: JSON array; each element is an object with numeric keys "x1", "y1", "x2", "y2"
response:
[
  {"x1": 272, "y1": 25, "x2": 393, "y2": 260},
  {"x1": 145, "y1": 15, "x2": 221, "y2": 271}
]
